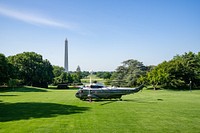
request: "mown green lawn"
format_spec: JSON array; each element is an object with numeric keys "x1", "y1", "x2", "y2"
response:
[
  {"x1": 81, "y1": 75, "x2": 105, "y2": 84},
  {"x1": 0, "y1": 87, "x2": 200, "y2": 133}
]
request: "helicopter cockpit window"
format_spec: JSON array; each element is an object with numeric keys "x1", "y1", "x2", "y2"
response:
[{"x1": 90, "y1": 85, "x2": 103, "y2": 88}]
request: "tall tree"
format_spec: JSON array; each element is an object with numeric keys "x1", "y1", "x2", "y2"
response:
[
  {"x1": 0, "y1": 53, "x2": 9, "y2": 85},
  {"x1": 33, "y1": 59, "x2": 54, "y2": 88},
  {"x1": 169, "y1": 52, "x2": 200, "y2": 88},
  {"x1": 196, "y1": 52, "x2": 200, "y2": 86},
  {"x1": 8, "y1": 52, "x2": 53, "y2": 88},
  {"x1": 96, "y1": 71, "x2": 112, "y2": 79},
  {"x1": 111, "y1": 59, "x2": 147, "y2": 87},
  {"x1": 59, "y1": 72, "x2": 73, "y2": 84},
  {"x1": 146, "y1": 61, "x2": 169, "y2": 90},
  {"x1": 146, "y1": 51, "x2": 200, "y2": 89},
  {"x1": 53, "y1": 65, "x2": 65, "y2": 77}
]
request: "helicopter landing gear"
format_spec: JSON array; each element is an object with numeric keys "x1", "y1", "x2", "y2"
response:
[{"x1": 88, "y1": 97, "x2": 92, "y2": 102}]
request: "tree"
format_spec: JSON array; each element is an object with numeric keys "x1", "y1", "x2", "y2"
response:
[
  {"x1": 146, "y1": 61, "x2": 169, "y2": 90},
  {"x1": 111, "y1": 59, "x2": 147, "y2": 87},
  {"x1": 146, "y1": 51, "x2": 200, "y2": 90},
  {"x1": 81, "y1": 71, "x2": 90, "y2": 78},
  {"x1": 196, "y1": 52, "x2": 200, "y2": 86},
  {"x1": 96, "y1": 71, "x2": 112, "y2": 79},
  {"x1": 0, "y1": 53, "x2": 9, "y2": 85},
  {"x1": 33, "y1": 59, "x2": 54, "y2": 88},
  {"x1": 8, "y1": 52, "x2": 54, "y2": 88},
  {"x1": 71, "y1": 73, "x2": 81, "y2": 83},
  {"x1": 52, "y1": 65, "x2": 65, "y2": 85},
  {"x1": 53, "y1": 65, "x2": 65, "y2": 77},
  {"x1": 167, "y1": 52, "x2": 200, "y2": 88},
  {"x1": 59, "y1": 72, "x2": 73, "y2": 84}
]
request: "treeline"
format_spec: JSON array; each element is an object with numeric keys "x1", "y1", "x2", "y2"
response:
[
  {"x1": 52, "y1": 65, "x2": 87, "y2": 86},
  {"x1": 0, "y1": 52, "x2": 83, "y2": 88},
  {"x1": 109, "y1": 51, "x2": 200, "y2": 90},
  {"x1": 0, "y1": 52, "x2": 54, "y2": 88},
  {"x1": 143, "y1": 52, "x2": 200, "y2": 90},
  {"x1": 1, "y1": 51, "x2": 200, "y2": 90}
]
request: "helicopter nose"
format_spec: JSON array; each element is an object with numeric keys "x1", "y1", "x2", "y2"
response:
[{"x1": 75, "y1": 92, "x2": 80, "y2": 98}]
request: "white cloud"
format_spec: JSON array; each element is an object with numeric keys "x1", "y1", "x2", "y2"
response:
[{"x1": 0, "y1": 5, "x2": 74, "y2": 29}]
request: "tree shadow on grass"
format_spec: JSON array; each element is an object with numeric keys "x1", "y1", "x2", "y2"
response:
[
  {"x1": 0, "y1": 86, "x2": 48, "y2": 92},
  {"x1": 0, "y1": 94, "x2": 18, "y2": 96},
  {"x1": 0, "y1": 102, "x2": 90, "y2": 122}
]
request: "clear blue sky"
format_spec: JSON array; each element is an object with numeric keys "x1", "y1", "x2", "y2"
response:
[{"x1": 0, "y1": 0, "x2": 200, "y2": 71}]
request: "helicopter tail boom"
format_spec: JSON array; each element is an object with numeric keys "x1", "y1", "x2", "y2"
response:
[{"x1": 132, "y1": 84, "x2": 144, "y2": 93}]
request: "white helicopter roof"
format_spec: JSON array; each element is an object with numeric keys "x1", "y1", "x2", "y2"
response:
[{"x1": 84, "y1": 83, "x2": 104, "y2": 88}]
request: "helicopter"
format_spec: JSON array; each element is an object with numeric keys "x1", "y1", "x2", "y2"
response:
[{"x1": 75, "y1": 83, "x2": 144, "y2": 101}]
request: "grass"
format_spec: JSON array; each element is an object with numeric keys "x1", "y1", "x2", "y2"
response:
[{"x1": 0, "y1": 87, "x2": 200, "y2": 133}]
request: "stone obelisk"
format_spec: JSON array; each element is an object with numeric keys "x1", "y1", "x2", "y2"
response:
[{"x1": 64, "y1": 38, "x2": 68, "y2": 72}]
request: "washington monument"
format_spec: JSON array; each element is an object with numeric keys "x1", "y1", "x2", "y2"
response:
[{"x1": 64, "y1": 38, "x2": 68, "y2": 72}]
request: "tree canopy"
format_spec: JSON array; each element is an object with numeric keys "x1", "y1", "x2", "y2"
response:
[
  {"x1": 52, "y1": 65, "x2": 82, "y2": 85},
  {"x1": 0, "y1": 53, "x2": 10, "y2": 85},
  {"x1": 8, "y1": 52, "x2": 54, "y2": 88},
  {"x1": 145, "y1": 52, "x2": 200, "y2": 89},
  {"x1": 111, "y1": 59, "x2": 148, "y2": 87}
]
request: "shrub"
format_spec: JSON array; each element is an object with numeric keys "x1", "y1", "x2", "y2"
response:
[
  {"x1": 8, "y1": 79, "x2": 22, "y2": 88},
  {"x1": 57, "y1": 84, "x2": 69, "y2": 89}
]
